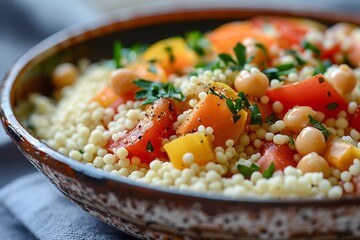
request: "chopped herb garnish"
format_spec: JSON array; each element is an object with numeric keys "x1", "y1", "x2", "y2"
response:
[
  {"x1": 78, "y1": 149, "x2": 84, "y2": 154},
  {"x1": 185, "y1": 30, "x2": 209, "y2": 56},
  {"x1": 255, "y1": 43, "x2": 268, "y2": 56},
  {"x1": 325, "y1": 102, "x2": 339, "y2": 110},
  {"x1": 262, "y1": 162, "x2": 275, "y2": 179},
  {"x1": 263, "y1": 63, "x2": 295, "y2": 81},
  {"x1": 113, "y1": 40, "x2": 122, "y2": 69},
  {"x1": 301, "y1": 40, "x2": 321, "y2": 57},
  {"x1": 233, "y1": 42, "x2": 247, "y2": 69},
  {"x1": 314, "y1": 59, "x2": 332, "y2": 75},
  {"x1": 265, "y1": 113, "x2": 280, "y2": 125},
  {"x1": 289, "y1": 136, "x2": 295, "y2": 146},
  {"x1": 249, "y1": 104, "x2": 262, "y2": 125},
  {"x1": 146, "y1": 140, "x2": 154, "y2": 152},
  {"x1": 218, "y1": 53, "x2": 236, "y2": 65},
  {"x1": 287, "y1": 49, "x2": 306, "y2": 66},
  {"x1": 164, "y1": 46, "x2": 175, "y2": 63},
  {"x1": 226, "y1": 98, "x2": 237, "y2": 115},
  {"x1": 237, "y1": 163, "x2": 260, "y2": 178},
  {"x1": 233, "y1": 115, "x2": 241, "y2": 123},
  {"x1": 308, "y1": 115, "x2": 331, "y2": 140},
  {"x1": 217, "y1": 42, "x2": 247, "y2": 70},
  {"x1": 208, "y1": 87, "x2": 226, "y2": 99},
  {"x1": 237, "y1": 92, "x2": 251, "y2": 108},
  {"x1": 133, "y1": 79, "x2": 185, "y2": 105},
  {"x1": 147, "y1": 64, "x2": 158, "y2": 74}
]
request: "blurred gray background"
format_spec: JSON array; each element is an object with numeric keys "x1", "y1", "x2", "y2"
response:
[{"x1": 1, "y1": 0, "x2": 360, "y2": 186}]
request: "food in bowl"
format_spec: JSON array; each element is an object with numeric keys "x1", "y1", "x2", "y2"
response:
[{"x1": 22, "y1": 16, "x2": 360, "y2": 199}]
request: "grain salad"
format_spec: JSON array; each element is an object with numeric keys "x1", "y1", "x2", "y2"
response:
[{"x1": 23, "y1": 16, "x2": 360, "y2": 199}]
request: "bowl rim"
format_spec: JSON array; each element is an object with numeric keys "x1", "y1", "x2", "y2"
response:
[{"x1": 2, "y1": 4, "x2": 360, "y2": 206}]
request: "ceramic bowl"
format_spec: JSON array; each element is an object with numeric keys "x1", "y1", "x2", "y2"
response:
[{"x1": 2, "y1": 5, "x2": 360, "y2": 240}]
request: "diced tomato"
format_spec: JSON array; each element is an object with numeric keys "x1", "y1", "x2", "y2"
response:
[
  {"x1": 351, "y1": 106, "x2": 360, "y2": 132},
  {"x1": 109, "y1": 91, "x2": 135, "y2": 110},
  {"x1": 251, "y1": 16, "x2": 317, "y2": 49},
  {"x1": 107, "y1": 98, "x2": 177, "y2": 164},
  {"x1": 266, "y1": 74, "x2": 348, "y2": 118},
  {"x1": 257, "y1": 142, "x2": 297, "y2": 172}
]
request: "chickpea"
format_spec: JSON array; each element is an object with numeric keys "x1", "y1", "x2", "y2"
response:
[
  {"x1": 234, "y1": 68, "x2": 269, "y2": 97},
  {"x1": 51, "y1": 63, "x2": 78, "y2": 89},
  {"x1": 295, "y1": 127, "x2": 326, "y2": 156},
  {"x1": 283, "y1": 106, "x2": 317, "y2": 133},
  {"x1": 110, "y1": 68, "x2": 139, "y2": 96},
  {"x1": 329, "y1": 64, "x2": 357, "y2": 94},
  {"x1": 297, "y1": 152, "x2": 331, "y2": 178}
]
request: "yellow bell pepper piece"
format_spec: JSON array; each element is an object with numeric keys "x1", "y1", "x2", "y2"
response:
[
  {"x1": 209, "y1": 82, "x2": 238, "y2": 99},
  {"x1": 141, "y1": 37, "x2": 198, "y2": 75},
  {"x1": 164, "y1": 133, "x2": 214, "y2": 170},
  {"x1": 323, "y1": 136, "x2": 360, "y2": 171}
]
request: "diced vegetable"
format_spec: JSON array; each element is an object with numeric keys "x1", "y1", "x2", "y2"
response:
[
  {"x1": 207, "y1": 25, "x2": 277, "y2": 55},
  {"x1": 351, "y1": 105, "x2": 360, "y2": 132},
  {"x1": 164, "y1": 133, "x2": 214, "y2": 169},
  {"x1": 266, "y1": 74, "x2": 348, "y2": 118},
  {"x1": 176, "y1": 92, "x2": 248, "y2": 148},
  {"x1": 323, "y1": 136, "x2": 360, "y2": 171},
  {"x1": 257, "y1": 142, "x2": 297, "y2": 172},
  {"x1": 92, "y1": 86, "x2": 121, "y2": 108},
  {"x1": 107, "y1": 98, "x2": 177, "y2": 163},
  {"x1": 141, "y1": 37, "x2": 198, "y2": 75}
]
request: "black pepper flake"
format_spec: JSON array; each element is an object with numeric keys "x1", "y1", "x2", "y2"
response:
[
  {"x1": 168, "y1": 103, "x2": 174, "y2": 111},
  {"x1": 318, "y1": 76, "x2": 325, "y2": 84},
  {"x1": 327, "y1": 91, "x2": 332, "y2": 97}
]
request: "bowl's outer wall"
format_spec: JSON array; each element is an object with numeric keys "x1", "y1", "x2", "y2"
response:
[{"x1": 3, "y1": 8, "x2": 360, "y2": 239}]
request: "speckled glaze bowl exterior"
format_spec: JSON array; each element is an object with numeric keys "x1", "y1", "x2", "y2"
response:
[{"x1": 2, "y1": 5, "x2": 360, "y2": 239}]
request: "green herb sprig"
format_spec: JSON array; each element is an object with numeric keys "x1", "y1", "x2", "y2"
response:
[
  {"x1": 237, "y1": 162, "x2": 275, "y2": 179},
  {"x1": 218, "y1": 42, "x2": 247, "y2": 70},
  {"x1": 133, "y1": 79, "x2": 185, "y2": 106},
  {"x1": 185, "y1": 31, "x2": 210, "y2": 56},
  {"x1": 308, "y1": 115, "x2": 331, "y2": 140}
]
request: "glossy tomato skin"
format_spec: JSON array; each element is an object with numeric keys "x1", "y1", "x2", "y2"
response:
[
  {"x1": 351, "y1": 106, "x2": 360, "y2": 133},
  {"x1": 257, "y1": 142, "x2": 297, "y2": 172},
  {"x1": 107, "y1": 98, "x2": 177, "y2": 164},
  {"x1": 266, "y1": 74, "x2": 348, "y2": 118}
]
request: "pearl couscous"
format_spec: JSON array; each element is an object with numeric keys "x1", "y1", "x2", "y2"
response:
[{"x1": 24, "y1": 16, "x2": 360, "y2": 199}]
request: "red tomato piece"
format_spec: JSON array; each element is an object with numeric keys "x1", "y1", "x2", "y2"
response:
[
  {"x1": 257, "y1": 142, "x2": 297, "y2": 172},
  {"x1": 351, "y1": 106, "x2": 360, "y2": 132},
  {"x1": 107, "y1": 98, "x2": 177, "y2": 164},
  {"x1": 266, "y1": 74, "x2": 348, "y2": 118}
]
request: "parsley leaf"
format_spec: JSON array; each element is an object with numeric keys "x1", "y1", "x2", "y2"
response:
[
  {"x1": 255, "y1": 43, "x2": 268, "y2": 56},
  {"x1": 263, "y1": 63, "x2": 295, "y2": 81},
  {"x1": 308, "y1": 115, "x2": 331, "y2": 140},
  {"x1": 113, "y1": 40, "x2": 122, "y2": 69},
  {"x1": 233, "y1": 42, "x2": 247, "y2": 69},
  {"x1": 314, "y1": 59, "x2": 332, "y2": 75},
  {"x1": 237, "y1": 92, "x2": 250, "y2": 108},
  {"x1": 249, "y1": 104, "x2": 262, "y2": 125},
  {"x1": 146, "y1": 140, "x2": 154, "y2": 152},
  {"x1": 218, "y1": 53, "x2": 236, "y2": 65},
  {"x1": 133, "y1": 79, "x2": 185, "y2": 105},
  {"x1": 325, "y1": 102, "x2": 339, "y2": 110},
  {"x1": 289, "y1": 136, "x2": 295, "y2": 146},
  {"x1": 237, "y1": 163, "x2": 260, "y2": 178},
  {"x1": 287, "y1": 49, "x2": 306, "y2": 66},
  {"x1": 262, "y1": 162, "x2": 275, "y2": 179},
  {"x1": 301, "y1": 40, "x2": 321, "y2": 57},
  {"x1": 185, "y1": 31, "x2": 210, "y2": 56},
  {"x1": 265, "y1": 113, "x2": 280, "y2": 124}
]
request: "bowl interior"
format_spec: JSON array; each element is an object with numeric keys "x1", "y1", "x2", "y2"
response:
[{"x1": 3, "y1": 8, "x2": 360, "y2": 206}]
